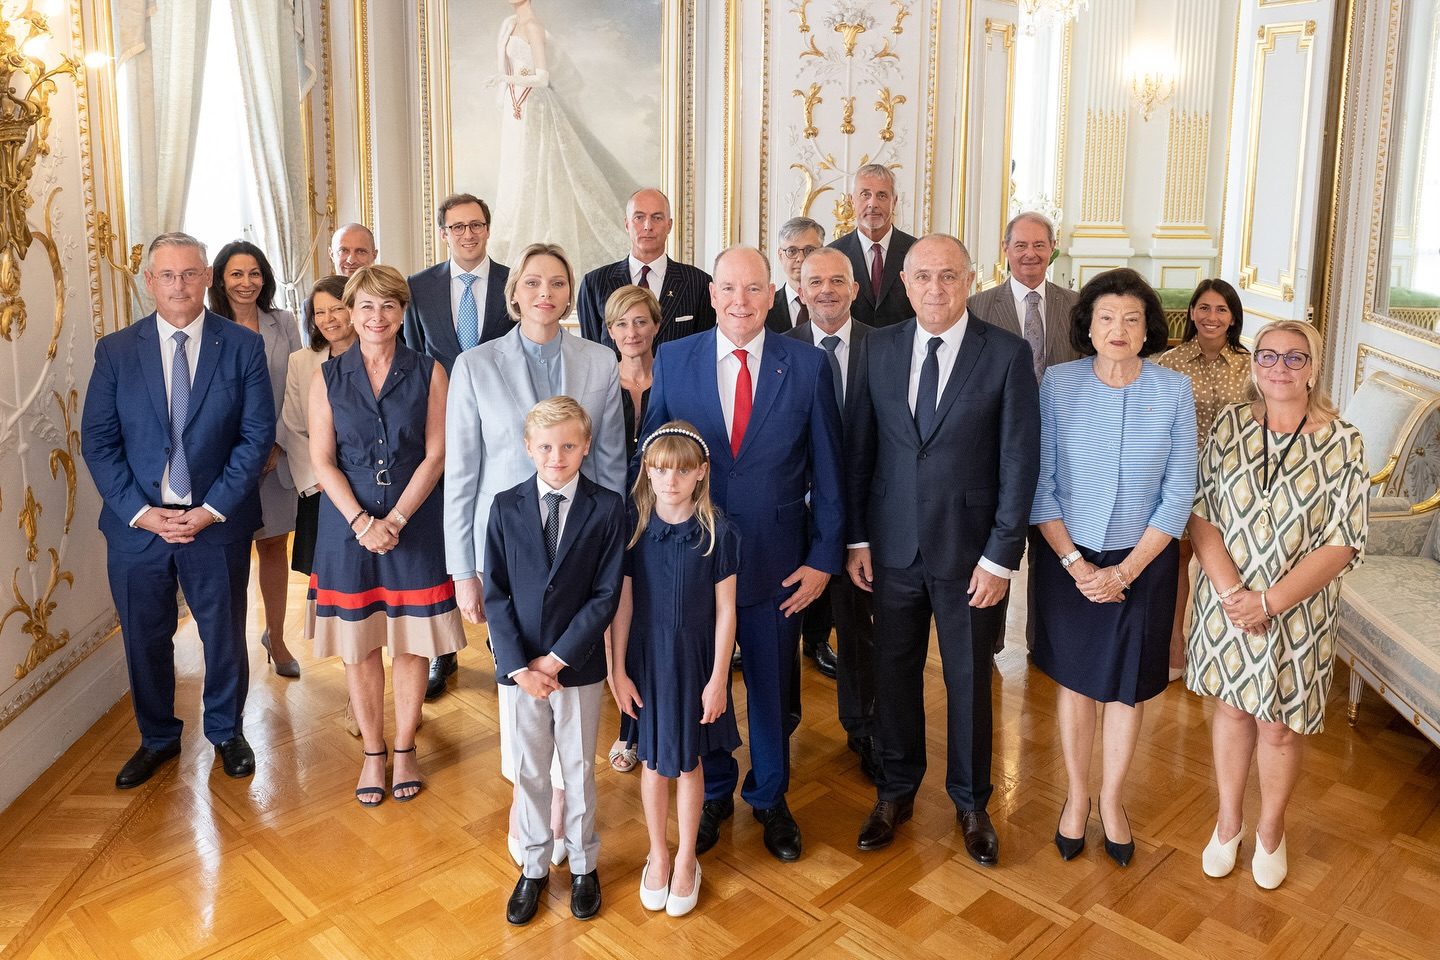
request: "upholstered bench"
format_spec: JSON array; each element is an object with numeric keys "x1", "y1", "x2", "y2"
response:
[{"x1": 1337, "y1": 497, "x2": 1440, "y2": 749}]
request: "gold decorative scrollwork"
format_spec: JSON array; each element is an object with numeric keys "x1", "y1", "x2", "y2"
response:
[
  {"x1": 95, "y1": 211, "x2": 142, "y2": 275},
  {"x1": 875, "y1": 87, "x2": 907, "y2": 142},
  {"x1": 5, "y1": 548, "x2": 74, "y2": 680},
  {"x1": 794, "y1": 83, "x2": 823, "y2": 139},
  {"x1": 800, "y1": 34, "x2": 824, "y2": 59},
  {"x1": 17, "y1": 488, "x2": 41, "y2": 562},
  {"x1": 789, "y1": 163, "x2": 835, "y2": 217},
  {"x1": 827, "y1": 15, "x2": 870, "y2": 57},
  {"x1": 890, "y1": 0, "x2": 910, "y2": 35},
  {"x1": 872, "y1": 38, "x2": 900, "y2": 61},
  {"x1": 49, "y1": 388, "x2": 79, "y2": 532},
  {"x1": 789, "y1": 0, "x2": 812, "y2": 33},
  {"x1": 833, "y1": 194, "x2": 856, "y2": 238},
  {"x1": 29, "y1": 187, "x2": 65, "y2": 359},
  {"x1": 0, "y1": 2, "x2": 79, "y2": 346},
  {"x1": 840, "y1": 97, "x2": 856, "y2": 134}
]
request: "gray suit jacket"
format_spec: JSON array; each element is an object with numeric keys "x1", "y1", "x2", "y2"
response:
[
  {"x1": 967, "y1": 279, "x2": 1080, "y2": 373},
  {"x1": 444, "y1": 326, "x2": 625, "y2": 580},
  {"x1": 257, "y1": 307, "x2": 302, "y2": 490}
]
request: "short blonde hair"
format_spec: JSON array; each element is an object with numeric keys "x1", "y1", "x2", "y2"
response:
[
  {"x1": 524, "y1": 395, "x2": 592, "y2": 441},
  {"x1": 505, "y1": 243, "x2": 575, "y2": 321},
  {"x1": 343, "y1": 264, "x2": 409, "y2": 309},
  {"x1": 1250, "y1": 320, "x2": 1340, "y2": 424},
  {"x1": 604, "y1": 284, "x2": 661, "y2": 331}
]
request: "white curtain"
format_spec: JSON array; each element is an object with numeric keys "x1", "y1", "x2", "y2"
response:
[
  {"x1": 116, "y1": 0, "x2": 212, "y2": 253},
  {"x1": 231, "y1": 0, "x2": 313, "y2": 316}
]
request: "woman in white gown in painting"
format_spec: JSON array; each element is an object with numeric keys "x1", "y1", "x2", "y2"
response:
[{"x1": 489, "y1": 0, "x2": 631, "y2": 275}]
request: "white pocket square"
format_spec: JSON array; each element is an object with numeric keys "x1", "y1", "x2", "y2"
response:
[{"x1": 673, "y1": 315, "x2": 694, "y2": 324}]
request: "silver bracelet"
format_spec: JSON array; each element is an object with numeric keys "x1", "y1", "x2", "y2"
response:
[
  {"x1": 390, "y1": 509, "x2": 409, "y2": 528},
  {"x1": 355, "y1": 515, "x2": 376, "y2": 541}
]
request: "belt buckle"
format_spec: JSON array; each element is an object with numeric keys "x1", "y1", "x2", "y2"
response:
[{"x1": 375, "y1": 468, "x2": 392, "y2": 486}]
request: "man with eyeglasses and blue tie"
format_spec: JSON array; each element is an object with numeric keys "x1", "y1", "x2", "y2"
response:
[
  {"x1": 82, "y1": 232, "x2": 275, "y2": 789},
  {"x1": 402, "y1": 193, "x2": 516, "y2": 699}
]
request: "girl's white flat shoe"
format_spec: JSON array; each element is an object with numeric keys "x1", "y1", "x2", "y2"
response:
[
  {"x1": 1202, "y1": 822, "x2": 1243, "y2": 878},
  {"x1": 665, "y1": 861, "x2": 701, "y2": 917},
  {"x1": 1251, "y1": 832, "x2": 1288, "y2": 890},
  {"x1": 639, "y1": 859, "x2": 669, "y2": 911}
]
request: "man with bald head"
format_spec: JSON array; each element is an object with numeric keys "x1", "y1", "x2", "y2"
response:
[
  {"x1": 638, "y1": 245, "x2": 843, "y2": 864},
  {"x1": 576, "y1": 188, "x2": 715, "y2": 350},
  {"x1": 845, "y1": 234, "x2": 1040, "y2": 865},
  {"x1": 329, "y1": 223, "x2": 377, "y2": 277},
  {"x1": 784, "y1": 247, "x2": 879, "y2": 781},
  {"x1": 828, "y1": 164, "x2": 917, "y2": 328}
]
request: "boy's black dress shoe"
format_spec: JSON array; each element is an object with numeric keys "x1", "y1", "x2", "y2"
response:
[
  {"x1": 696, "y1": 796, "x2": 734, "y2": 854},
  {"x1": 506, "y1": 874, "x2": 548, "y2": 925},
  {"x1": 425, "y1": 652, "x2": 457, "y2": 700},
  {"x1": 214, "y1": 736, "x2": 255, "y2": 778},
  {"x1": 570, "y1": 870, "x2": 601, "y2": 919},
  {"x1": 857, "y1": 797, "x2": 913, "y2": 850},
  {"x1": 753, "y1": 798, "x2": 802, "y2": 862},
  {"x1": 115, "y1": 743, "x2": 180, "y2": 789},
  {"x1": 812, "y1": 640, "x2": 838, "y2": 678}
]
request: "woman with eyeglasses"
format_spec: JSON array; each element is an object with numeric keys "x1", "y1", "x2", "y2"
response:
[{"x1": 1186, "y1": 320, "x2": 1367, "y2": 890}]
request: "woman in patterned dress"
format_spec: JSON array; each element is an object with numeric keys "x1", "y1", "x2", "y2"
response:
[
  {"x1": 1187, "y1": 320, "x2": 1367, "y2": 890},
  {"x1": 1156, "y1": 280, "x2": 1252, "y2": 680}
]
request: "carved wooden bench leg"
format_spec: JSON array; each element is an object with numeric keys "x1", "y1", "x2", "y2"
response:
[{"x1": 1348, "y1": 667, "x2": 1364, "y2": 727}]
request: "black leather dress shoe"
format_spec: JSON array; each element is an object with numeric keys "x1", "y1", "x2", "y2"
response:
[
  {"x1": 425, "y1": 652, "x2": 458, "y2": 701},
  {"x1": 506, "y1": 873, "x2": 548, "y2": 925},
  {"x1": 846, "y1": 736, "x2": 882, "y2": 783},
  {"x1": 115, "y1": 743, "x2": 180, "y2": 789},
  {"x1": 857, "y1": 797, "x2": 913, "y2": 850},
  {"x1": 813, "y1": 640, "x2": 838, "y2": 679},
  {"x1": 753, "y1": 798, "x2": 802, "y2": 862},
  {"x1": 696, "y1": 796, "x2": 734, "y2": 854},
  {"x1": 570, "y1": 869, "x2": 601, "y2": 919},
  {"x1": 958, "y1": 809, "x2": 1000, "y2": 866},
  {"x1": 214, "y1": 736, "x2": 255, "y2": 778},
  {"x1": 730, "y1": 647, "x2": 743, "y2": 671}
]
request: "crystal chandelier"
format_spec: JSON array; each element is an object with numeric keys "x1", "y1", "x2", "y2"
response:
[{"x1": 1019, "y1": 0, "x2": 1088, "y2": 35}]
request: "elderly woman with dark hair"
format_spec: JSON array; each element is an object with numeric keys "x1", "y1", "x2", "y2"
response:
[
  {"x1": 1030, "y1": 267, "x2": 1196, "y2": 868},
  {"x1": 209, "y1": 241, "x2": 303, "y2": 676},
  {"x1": 1156, "y1": 279, "x2": 1252, "y2": 680}
]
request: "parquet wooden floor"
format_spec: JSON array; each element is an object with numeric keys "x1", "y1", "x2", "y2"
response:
[{"x1": 2, "y1": 565, "x2": 1439, "y2": 959}]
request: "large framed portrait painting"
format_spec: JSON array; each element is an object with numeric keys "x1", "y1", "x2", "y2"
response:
[{"x1": 439, "y1": 0, "x2": 672, "y2": 276}]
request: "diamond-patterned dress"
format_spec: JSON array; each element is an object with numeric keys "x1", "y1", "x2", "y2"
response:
[{"x1": 1186, "y1": 404, "x2": 1368, "y2": 734}]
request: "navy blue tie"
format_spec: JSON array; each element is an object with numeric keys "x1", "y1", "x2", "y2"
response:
[
  {"x1": 914, "y1": 336, "x2": 942, "y2": 439},
  {"x1": 543, "y1": 491, "x2": 565, "y2": 565},
  {"x1": 821, "y1": 334, "x2": 844, "y2": 411}
]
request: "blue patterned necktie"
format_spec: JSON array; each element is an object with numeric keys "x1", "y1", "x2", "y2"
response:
[
  {"x1": 543, "y1": 491, "x2": 565, "y2": 565},
  {"x1": 457, "y1": 273, "x2": 480, "y2": 352},
  {"x1": 168, "y1": 330, "x2": 192, "y2": 499},
  {"x1": 914, "y1": 336, "x2": 942, "y2": 438}
]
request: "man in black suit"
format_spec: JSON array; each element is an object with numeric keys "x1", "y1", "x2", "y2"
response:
[
  {"x1": 766, "y1": 216, "x2": 825, "y2": 334},
  {"x1": 784, "y1": 248, "x2": 879, "y2": 782},
  {"x1": 402, "y1": 193, "x2": 516, "y2": 700},
  {"x1": 827, "y1": 164, "x2": 916, "y2": 328},
  {"x1": 329, "y1": 222, "x2": 377, "y2": 277},
  {"x1": 845, "y1": 234, "x2": 1040, "y2": 865},
  {"x1": 403, "y1": 193, "x2": 514, "y2": 375},
  {"x1": 576, "y1": 188, "x2": 715, "y2": 350}
]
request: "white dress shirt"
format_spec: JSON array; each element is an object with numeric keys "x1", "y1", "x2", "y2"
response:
[
  {"x1": 449, "y1": 256, "x2": 492, "y2": 330},
  {"x1": 716, "y1": 327, "x2": 765, "y2": 440},
  {"x1": 628, "y1": 253, "x2": 668, "y2": 294},
  {"x1": 785, "y1": 284, "x2": 804, "y2": 325},
  {"x1": 129, "y1": 313, "x2": 225, "y2": 526},
  {"x1": 506, "y1": 470, "x2": 583, "y2": 677},
  {"x1": 860, "y1": 226, "x2": 894, "y2": 278},
  {"x1": 1009, "y1": 275, "x2": 1046, "y2": 335},
  {"x1": 808, "y1": 317, "x2": 853, "y2": 397}
]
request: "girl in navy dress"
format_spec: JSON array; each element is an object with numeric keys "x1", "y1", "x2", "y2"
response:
[{"x1": 610, "y1": 421, "x2": 739, "y2": 917}]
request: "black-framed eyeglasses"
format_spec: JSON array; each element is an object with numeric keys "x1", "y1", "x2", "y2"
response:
[
  {"x1": 1254, "y1": 349, "x2": 1311, "y2": 370},
  {"x1": 779, "y1": 245, "x2": 819, "y2": 260},
  {"x1": 445, "y1": 221, "x2": 489, "y2": 235}
]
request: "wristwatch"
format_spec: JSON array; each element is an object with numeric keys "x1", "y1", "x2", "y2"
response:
[{"x1": 1060, "y1": 550, "x2": 1082, "y2": 569}]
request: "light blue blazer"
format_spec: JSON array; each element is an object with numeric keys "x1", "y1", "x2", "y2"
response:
[{"x1": 444, "y1": 325, "x2": 625, "y2": 580}]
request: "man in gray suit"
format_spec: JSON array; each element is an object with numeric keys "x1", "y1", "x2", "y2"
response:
[
  {"x1": 966, "y1": 211, "x2": 1078, "y2": 653},
  {"x1": 966, "y1": 212, "x2": 1079, "y2": 380}
]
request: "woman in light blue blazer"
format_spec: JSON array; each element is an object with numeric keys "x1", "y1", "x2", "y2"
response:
[
  {"x1": 1029, "y1": 268, "x2": 1196, "y2": 868},
  {"x1": 445, "y1": 241, "x2": 624, "y2": 864},
  {"x1": 209, "y1": 240, "x2": 304, "y2": 677}
]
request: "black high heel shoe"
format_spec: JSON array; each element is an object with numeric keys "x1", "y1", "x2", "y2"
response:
[
  {"x1": 356, "y1": 747, "x2": 386, "y2": 807},
  {"x1": 1100, "y1": 806, "x2": 1135, "y2": 867},
  {"x1": 1054, "y1": 798, "x2": 1089, "y2": 861},
  {"x1": 392, "y1": 745, "x2": 423, "y2": 802}
]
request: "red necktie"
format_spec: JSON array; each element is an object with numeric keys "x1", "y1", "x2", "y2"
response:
[
  {"x1": 731, "y1": 349, "x2": 751, "y2": 456},
  {"x1": 638, "y1": 264, "x2": 651, "y2": 290},
  {"x1": 870, "y1": 242, "x2": 884, "y2": 298}
]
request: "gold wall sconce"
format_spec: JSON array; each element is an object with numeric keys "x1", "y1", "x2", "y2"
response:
[{"x1": 1127, "y1": 62, "x2": 1176, "y2": 122}]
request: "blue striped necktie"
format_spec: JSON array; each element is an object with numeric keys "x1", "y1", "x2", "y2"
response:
[
  {"x1": 457, "y1": 273, "x2": 480, "y2": 351},
  {"x1": 168, "y1": 330, "x2": 192, "y2": 498}
]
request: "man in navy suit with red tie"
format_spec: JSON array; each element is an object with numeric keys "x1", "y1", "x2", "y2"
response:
[
  {"x1": 82, "y1": 233, "x2": 274, "y2": 789},
  {"x1": 639, "y1": 246, "x2": 844, "y2": 863}
]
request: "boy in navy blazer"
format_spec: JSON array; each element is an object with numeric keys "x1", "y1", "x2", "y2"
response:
[{"x1": 484, "y1": 397, "x2": 625, "y2": 926}]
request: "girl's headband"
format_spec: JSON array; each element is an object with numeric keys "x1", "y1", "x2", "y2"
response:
[{"x1": 642, "y1": 426, "x2": 710, "y2": 461}]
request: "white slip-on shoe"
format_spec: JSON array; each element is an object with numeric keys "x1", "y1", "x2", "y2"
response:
[
  {"x1": 639, "y1": 859, "x2": 670, "y2": 911},
  {"x1": 1202, "y1": 822, "x2": 1243, "y2": 878},
  {"x1": 665, "y1": 861, "x2": 701, "y2": 917},
  {"x1": 1252, "y1": 832, "x2": 1288, "y2": 890}
]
